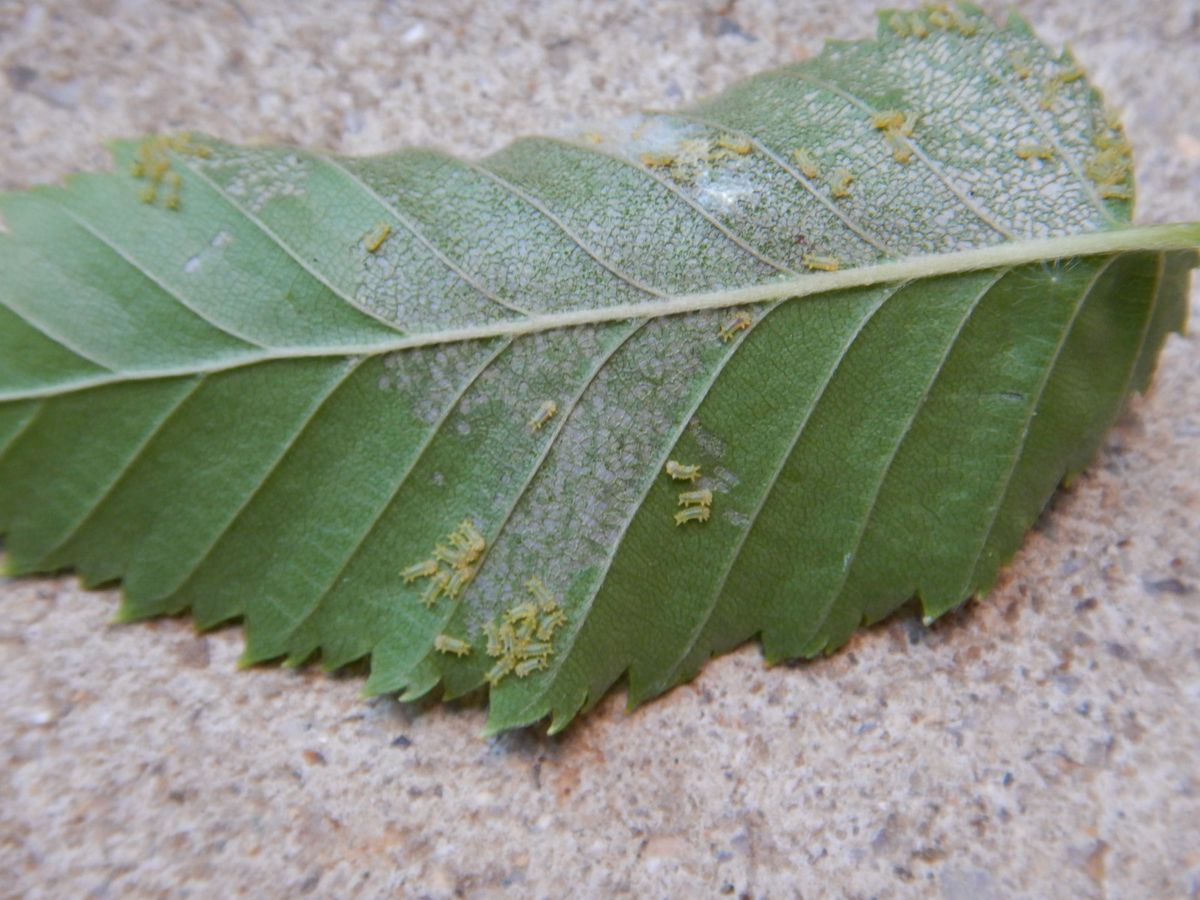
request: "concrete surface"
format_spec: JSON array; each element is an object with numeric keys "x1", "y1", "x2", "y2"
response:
[{"x1": 1, "y1": 1, "x2": 1198, "y2": 896}]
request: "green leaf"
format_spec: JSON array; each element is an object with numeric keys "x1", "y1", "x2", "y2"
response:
[{"x1": 1, "y1": 4, "x2": 1197, "y2": 735}]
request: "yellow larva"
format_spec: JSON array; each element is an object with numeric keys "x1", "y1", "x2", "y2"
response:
[
  {"x1": 528, "y1": 400, "x2": 558, "y2": 432},
  {"x1": 130, "y1": 133, "x2": 212, "y2": 211},
  {"x1": 716, "y1": 134, "x2": 753, "y2": 155},
  {"x1": 1099, "y1": 185, "x2": 1132, "y2": 200},
  {"x1": 364, "y1": 222, "x2": 392, "y2": 253},
  {"x1": 443, "y1": 569, "x2": 473, "y2": 600},
  {"x1": 925, "y1": 4, "x2": 977, "y2": 36},
  {"x1": 160, "y1": 171, "x2": 183, "y2": 210},
  {"x1": 887, "y1": 13, "x2": 912, "y2": 37},
  {"x1": 870, "y1": 110, "x2": 907, "y2": 132},
  {"x1": 483, "y1": 620, "x2": 506, "y2": 657},
  {"x1": 674, "y1": 505, "x2": 711, "y2": 526},
  {"x1": 1093, "y1": 130, "x2": 1130, "y2": 155},
  {"x1": 401, "y1": 558, "x2": 439, "y2": 583},
  {"x1": 406, "y1": 519, "x2": 487, "y2": 607},
  {"x1": 536, "y1": 610, "x2": 567, "y2": 641},
  {"x1": 872, "y1": 111, "x2": 917, "y2": 165},
  {"x1": 1039, "y1": 79, "x2": 1060, "y2": 111},
  {"x1": 665, "y1": 460, "x2": 701, "y2": 482},
  {"x1": 640, "y1": 151, "x2": 676, "y2": 169},
  {"x1": 870, "y1": 110, "x2": 917, "y2": 138},
  {"x1": 514, "y1": 658, "x2": 548, "y2": 677},
  {"x1": 525, "y1": 576, "x2": 556, "y2": 608},
  {"x1": 677, "y1": 488, "x2": 713, "y2": 508},
  {"x1": 1015, "y1": 142, "x2": 1055, "y2": 161},
  {"x1": 1058, "y1": 65, "x2": 1084, "y2": 84},
  {"x1": 927, "y1": 6, "x2": 953, "y2": 29},
  {"x1": 452, "y1": 519, "x2": 486, "y2": 557},
  {"x1": 433, "y1": 634, "x2": 473, "y2": 657},
  {"x1": 433, "y1": 519, "x2": 486, "y2": 569},
  {"x1": 1009, "y1": 50, "x2": 1032, "y2": 79},
  {"x1": 505, "y1": 601, "x2": 539, "y2": 626},
  {"x1": 482, "y1": 578, "x2": 568, "y2": 687},
  {"x1": 718, "y1": 311, "x2": 753, "y2": 342},
  {"x1": 420, "y1": 570, "x2": 452, "y2": 608},
  {"x1": 886, "y1": 131, "x2": 913, "y2": 164},
  {"x1": 830, "y1": 168, "x2": 854, "y2": 198},
  {"x1": 486, "y1": 658, "x2": 514, "y2": 687},
  {"x1": 954, "y1": 13, "x2": 978, "y2": 36},
  {"x1": 802, "y1": 254, "x2": 840, "y2": 273},
  {"x1": 792, "y1": 148, "x2": 821, "y2": 180},
  {"x1": 1086, "y1": 146, "x2": 1132, "y2": 184}
]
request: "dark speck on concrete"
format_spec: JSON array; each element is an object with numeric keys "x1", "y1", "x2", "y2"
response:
[
  {"x1": 391, "y1": 734, "x2": 412, "y2": 748},
  {"x1": 1142, "y1": 577, "x2": 1193, "y2": 595},
  {"x1": 715, "y1": 16, "x2": 756, "y2": 40},
  {"x1": 1106, "y1": 642, "x2": 1132, "y2": 661},
  {"x1": 297, "y1": 871, "x2": 322, "y2": 895},
  {"x1": 5, "y1": 64, "x2": 37, "y2": 90}
]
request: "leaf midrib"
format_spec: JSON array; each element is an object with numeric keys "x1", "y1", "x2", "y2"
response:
[{"x1": 3, "y1": 223, "x2": 1197, "y2": 405}]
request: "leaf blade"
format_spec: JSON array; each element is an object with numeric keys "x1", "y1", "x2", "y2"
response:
[{"x1": 1, "y1": 4, "x2": 1197, "y2": 735}]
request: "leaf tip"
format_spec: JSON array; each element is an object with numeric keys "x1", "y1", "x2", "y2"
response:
[
  {"x1": 479, "y1": 714, "x2": 510, "y2": 740},
  {"x1": 109, "y1": 600, "x2": 145, "y2": 625},
  {"x1": 546, "y1": 711, "x2": 574, "y2": 737}
]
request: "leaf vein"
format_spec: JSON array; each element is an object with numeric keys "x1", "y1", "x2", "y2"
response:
[
  {"x1": 963, "y1": 255, "x2": 1120, "y2": 593},
  {"x1": 0, "y1": 293, "x2": 119, "y2": 374},
  {"x1": 404, "y1": 320, "x2": 649, "y2": 682},
  {"x1": 2, "y1": 226, "x2": 1195, "y2": 404},
  {"x1": 970, "y1": 45, "x2": 1117, "y2": 225},
  {"x1": 161, "y1": 357, "x2": 367, "y2": 606},
  {"x1": 785, "y1": 72, "x2": 1017, "y2": 241},
  {"x1": 654, "y1": 283, "x2": 902, "y2": 688},
  {"x1": 41, "y1": 376, "x2": 206, "y2": 564},
  {"x1": 504, "y1": 303, "x2": 784, "y2": 723},
  {"x1": 538, "y1": 134, "x2": 797, "y2": 275},
  {"x1": 273, "y1": 339, "x2": 514, "y2": 651},
  {"x1": 50, "y1": 201, "x2": 270, "y2": 350},
  {"x1": 176, "y1": 158, "x2": 410, "y2": 336},
  {"x1": 661, "y1": 109, "x2": 896, "y2": 255},
  {"x1": 464, "y1": 152, "x2": 668, "y2": 298},
  {"x1": 808, "y1": 268, "x2": 1010, "y2": 646},
  {"x1": 316, "y1": 153, "x2": 533, "y2": 316}
]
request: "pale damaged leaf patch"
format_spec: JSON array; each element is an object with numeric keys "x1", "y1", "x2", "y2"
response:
[{"x1": 1, "y1": 3, "x2": 1198, "y2": 734}]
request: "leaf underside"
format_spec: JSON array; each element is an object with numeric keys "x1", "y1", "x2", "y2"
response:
[{"x1": 1, "y1": 3, "x2": 1196, "y2": 734}]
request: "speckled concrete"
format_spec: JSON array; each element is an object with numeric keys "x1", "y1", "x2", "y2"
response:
[{"x1": 1, "y1": 1, "x2": 1198, "y2": 897}]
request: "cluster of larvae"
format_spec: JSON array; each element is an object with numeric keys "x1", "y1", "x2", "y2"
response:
[
  {"x1": 482, "y1": 577, "x2": 569, "y2": 686},
  {"x1": 666, "y1": 460, "x2": 712, "y2": 525},
  {"x1": 639, "y1": 133, "x2": 754, "y2": 184},
  {"x1": 130, "y1": 134, "x2": 212, "y2": 210},
  {"x1": 401, "y1": 519, "x2": 487, "y2": 608}
]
